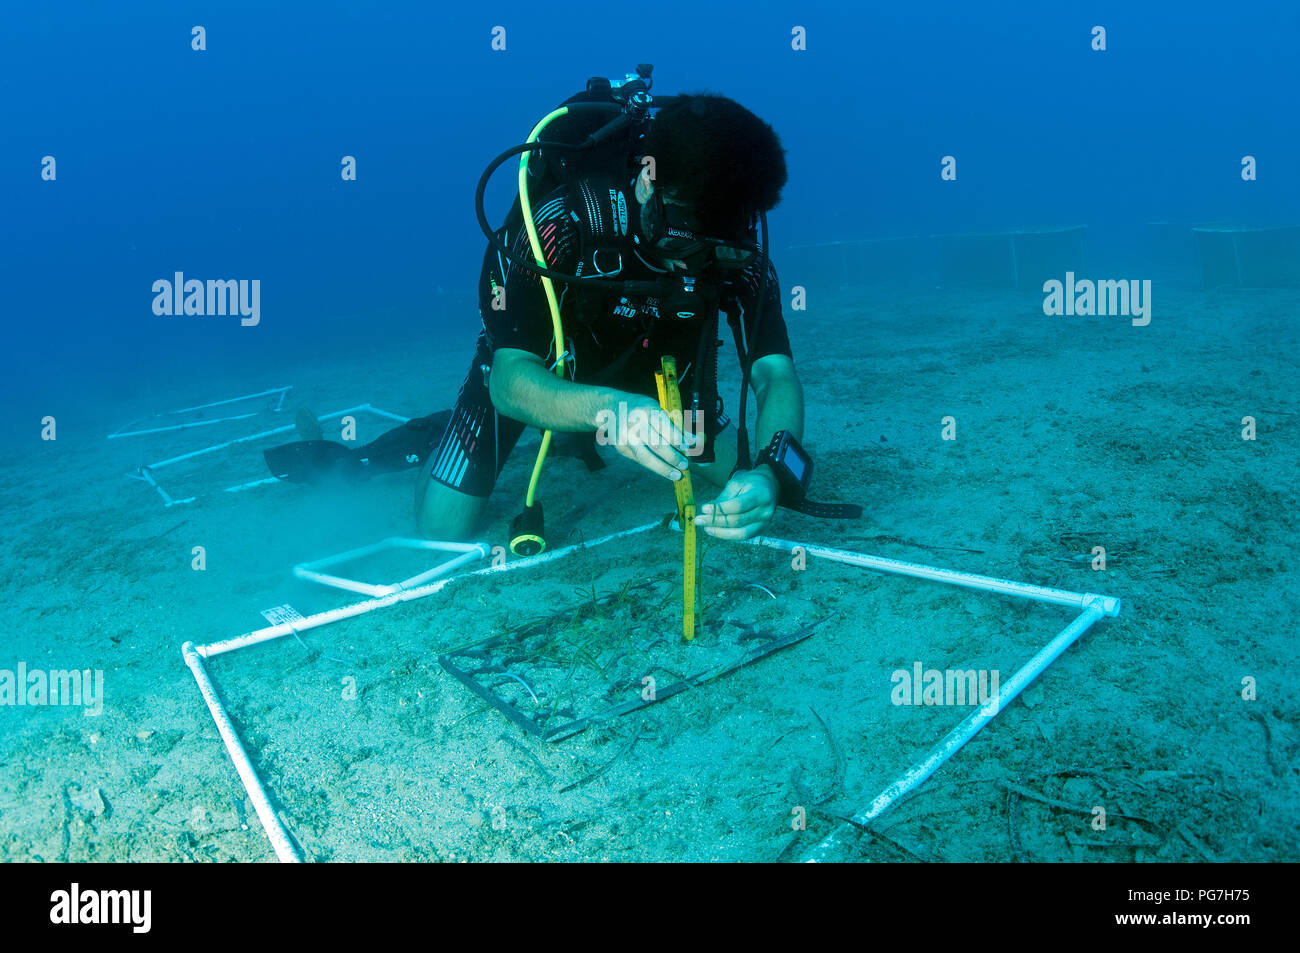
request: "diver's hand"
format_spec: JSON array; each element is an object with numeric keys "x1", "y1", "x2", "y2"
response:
[
  {"x1": 694, "y1": 467, "x2": 779, "y2": 540},
  {"x1": 594, "y1": 394, "x2": 696, "y2": 483}
]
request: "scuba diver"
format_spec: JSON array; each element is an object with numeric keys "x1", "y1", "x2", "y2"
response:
[{"x1": 265, "y1": 66, "x2": 859, "y2": 552}]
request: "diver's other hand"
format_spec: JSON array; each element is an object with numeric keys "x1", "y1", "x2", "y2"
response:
[
  {"x1": 694, "y1": 468, "x2": 779, "y2": 540},
  {"x1": 594, "y1": 394, "x2": 696, "y2": 483}
]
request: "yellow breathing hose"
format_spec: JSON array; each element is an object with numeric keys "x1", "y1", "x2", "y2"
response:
[{"x1": 517, "y1": 107, "x2": 571, "y2": 511}]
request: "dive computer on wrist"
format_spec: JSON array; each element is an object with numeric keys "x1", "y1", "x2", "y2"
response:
[{"x1": 755, "y1": 430, "x2": 862, "y2": 520}]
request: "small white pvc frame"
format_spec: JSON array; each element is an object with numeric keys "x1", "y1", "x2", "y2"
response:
[
  {"x1": 294, "y1": 538, "x2": 490, "y2": 598},
  {"x1": 180, "y1": 521, "x2": 1120, "y2": 863},
  {"x1": 126, "y1": 402, "x2": 409, "y2": 506}
]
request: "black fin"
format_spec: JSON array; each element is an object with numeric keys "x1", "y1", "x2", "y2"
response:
[
  {"x1": 263, "y1": 440, "x2": 362, "y2": 483},
  {"x1": 353, "y1": 410, "x2": 451, "y2": 473}
]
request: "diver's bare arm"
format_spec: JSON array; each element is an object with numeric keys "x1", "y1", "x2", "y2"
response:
[
  {"x1": 490, "y1": 347, "x2": 693, "y2": 482},
  {"x1": 488, "y1": 348, "x2": 622, "y2": 431},
  {"x1": 691, "y1": 354, "x2": 803, "y2": 538},
  {"x1": 749, "y1": 353, "x2": 805, "y2": 479}
]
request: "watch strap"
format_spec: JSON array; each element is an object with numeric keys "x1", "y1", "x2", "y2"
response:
[{"x1": 785, "y1": 498, "x2": 862, "y2": 520}]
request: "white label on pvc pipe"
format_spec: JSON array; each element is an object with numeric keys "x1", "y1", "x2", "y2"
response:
[{"x1": 261, "y1": 604, "x2": 306, "y2": 626}]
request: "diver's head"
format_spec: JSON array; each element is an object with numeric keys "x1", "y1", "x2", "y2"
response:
[{"x1": 637, "y1": 93, "x2": 787, "y2": 240}]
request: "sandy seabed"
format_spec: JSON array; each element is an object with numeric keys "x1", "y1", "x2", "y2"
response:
[{"x1": 1, "y1": 283, "x2": 1295, "y2": 862}]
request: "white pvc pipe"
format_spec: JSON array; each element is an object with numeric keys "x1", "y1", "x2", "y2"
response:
[
  {"x1": 391, "y1": 546, "x2": 488, "y2": 591},
  {"x1": 110, "y1": 412, "x2": 259, "y2": 438},
  {"x1": 136, "y1": 465, "x2": 193, "y2": 507},
  {"x1": 198, "y1": 586, "x2": 426, "y2": 657},
  {"x1": 293, "y1": 538, "x2": 424, "y2": 597},
  {"x1": 132, "y1": 403, "x2": 412, "y2": 507},
  {"x1": 108, "y1": 386, "x2": 292, "y2": 439},
  {"x1": 181, "y1": 641, "x2": 302, "y2": 863},
  {"x1": 290, "y1": 571, "x2": 395, "y2": 599},
  {"x1": 744, "y1": 533, "x2": 1121, "y2": 617},
  {"x1": 296, "y1": 537, "x2": 485, "y2": 573},
  {"x1": 298, "y1": 537, "x2": 406, "y2": 567},
  {"x1": 802, "y1": 602, "x2": 1107, "y2": 862},
  {"x1": 361, "y1": 406, "x2": 410, "y2": 423},
  {"x1": 145, "y1": 404, "x2": 406, "y2": 470},
  {"x1": 195, "y1": 521, "x2": 660, "y2": 658},
  {"x1": 160, "y1": 386, "x2": 292, "y2": 417},
  {"x1": 293, "y1": 541, "x2": 488, "y2": 597},
  {"x1": 224, "y1": 476, "x2": 283, "y2": 493}
]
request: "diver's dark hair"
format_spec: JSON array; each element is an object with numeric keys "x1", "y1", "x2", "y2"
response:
[{"x1": 640, "y1": 93, "x2": 787, "y2": 237}]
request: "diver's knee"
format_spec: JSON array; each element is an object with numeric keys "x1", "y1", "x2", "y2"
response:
[
  {"x1": 416, "y1": 486, "x2": 486, "y2": 541},
  {"x1": 416, "y1": 508, "x2": 480, "y2": 541}
]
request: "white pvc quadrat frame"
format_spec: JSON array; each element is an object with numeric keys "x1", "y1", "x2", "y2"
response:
[
  {"x1": 117, "y1": 391, "x2": 410, "y2": 506},
  {"x1": 180, "y1": 520, "x2": 1120, "y2": 863}
]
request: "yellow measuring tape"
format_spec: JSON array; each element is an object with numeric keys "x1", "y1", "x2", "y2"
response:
[{"x1": 654, "y1": 356, "x2": 699, "y2": 642}]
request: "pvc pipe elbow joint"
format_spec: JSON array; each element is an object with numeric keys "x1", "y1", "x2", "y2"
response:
[{"x1": 1082, "y1": 593, "x2": 1121, "y2": 617}]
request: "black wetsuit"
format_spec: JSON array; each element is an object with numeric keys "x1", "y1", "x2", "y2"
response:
[{"x1": 427, "y1": 178, "x2": 792, "y2": 497}]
